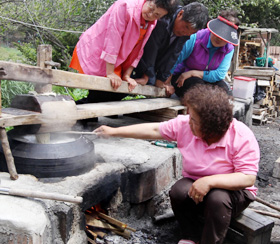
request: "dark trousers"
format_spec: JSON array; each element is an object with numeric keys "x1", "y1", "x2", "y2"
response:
[
  {"x1": 76, "y1": 90, "x2": 127, "y2": 104},
  {"x1": 169, "y1": 177, "x2": 255, "y2": 244},
  {"x1": 171, "y1": 75, "x2": 232, "y2": 98}
]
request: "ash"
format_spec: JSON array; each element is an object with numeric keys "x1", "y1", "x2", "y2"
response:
[{"x1": 95, "y1": 118, "x2": 280, "y2": 244}]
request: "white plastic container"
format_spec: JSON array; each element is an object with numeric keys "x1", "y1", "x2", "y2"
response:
[{"x1": 232, "y1": 76, "x2": 256, "y2": 99}]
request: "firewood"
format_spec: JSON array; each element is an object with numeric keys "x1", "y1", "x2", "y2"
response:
[
  {"x1": 87, "y1": 237, "x2": 96, "y2": 244},
  {"x1": 111, "y1": 229, "x2": 131, "y2": 239},
  {"x1": 86, "y1": 228, "x2": 97, "y2": 240},
  {"x1": 86, "y1": 214, "x2": 131, "y2": 239},
  {"x1": 248, "y1": 208, "x2": 280, "y2": 219},
  {"x1": 92, "y1": 229, "x2": 106, "y2": 238},
  {"x1": 86, "y1": 214, "x2": 118, "y2": 231},
  {"x1": 96, "y1": 211, "x2": 136, "y2": 232},
  {"x1": 255, "y1": 197, "x2": 280, "y2": 212}
]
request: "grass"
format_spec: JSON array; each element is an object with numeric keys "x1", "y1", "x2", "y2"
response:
[
  {"x1": 0, "y1": 45, "x2": 26, "y2": 63},
  {"x1": 0, "y1": 45, "x2": 34, "y2": 109}
]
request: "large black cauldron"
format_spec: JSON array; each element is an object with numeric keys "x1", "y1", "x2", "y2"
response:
[{"x1": 0, "y1": 130, "x2": 95, "y2": 178}]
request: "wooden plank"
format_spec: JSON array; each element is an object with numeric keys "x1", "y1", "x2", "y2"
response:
[
  {"x1": 0, "y1": 61, "x2": 166, "y2": 97},
  {"x1": 0, "y1": 108, "x2": 41, "y2": 127},
  {"x1": 0, "y1": 98, "x2": 181, "y2": 127},
  {"x1": 258, "y1": 80, "x2": 271, "y2": 87},
  {"x1": 231, "y1": 209, "x2": 274, "y2": 236},
  {"x1": 76, "y1": 98, "x2": 181, "y2": 120},
  {"x1": 253, "y1": 108, "x2": 267, "y2": 115},
  {"x1": 127, "y1": 105, "x2": 187, "y2": 122},
  {"x1": 141, "y1": 105, "x2": 186, "y2": 117},
  {"x1": 234, "y1": 69, "x2": 275, "y2": 77}
]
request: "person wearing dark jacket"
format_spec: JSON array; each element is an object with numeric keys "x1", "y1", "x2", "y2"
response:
[{"x1": 132, "y1": 2, "x2": 208, "y2": 96}]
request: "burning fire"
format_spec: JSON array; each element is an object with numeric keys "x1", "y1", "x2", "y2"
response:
[{"x1": 85, "y1": 204, "x2": 136, "y2": 242}]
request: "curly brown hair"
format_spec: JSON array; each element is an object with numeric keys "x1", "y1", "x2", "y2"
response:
[{"x1": 183, "y1": 84, "x2": 233, "y2": 141}]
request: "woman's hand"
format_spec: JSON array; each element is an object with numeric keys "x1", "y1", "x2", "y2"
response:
[
  {"x1": 122, "y1": 66, "x2": 138, "y2": 91},
  {"x1": 176, "y1": 70, "x2": 204, "y2": 88},
  {"x1": 155, "y1": 79, "x2": 175, "y2": 97},
  {"x1": 188, "y1": 177, "x2": 211, "y2": 204},
  {"x1": 176, "y1": 71, "x2": 192, "y2": 88},
  {"x1": 123, "y1": 76, "x2": 138, "y2": 92},
  {"x1": 93, "y1": 125, "x2": 114, "y2": 138},
  {"x1": 165, "y1": 84, "x2": 175, "y2": 97},
  {"x1": 188, "y1": 173, "x2": 257, "y2": 204},
  {"x1": 107, "y1": 73, "x2": 123, "y2": 90}
]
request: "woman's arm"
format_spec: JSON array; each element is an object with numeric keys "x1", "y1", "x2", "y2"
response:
[
  {"x1": 189, "y1": 172, "x2": 256, "y2": 204},
  {"x1": 175, "y1": 70, "x2": 204, "y2": 87},
  {"x1": 122, "y1": 66, "x2": 138, "y2": 91},
  {"x1": 106, "y1": 62, "x2": 123, "y2": 90},
  {"x1": 94, "y1": 123, "x2": 164, "y2": 140}
]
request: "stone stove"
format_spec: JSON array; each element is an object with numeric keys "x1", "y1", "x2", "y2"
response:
[{"x1": 0, "y1": 116, "x2": 182, "y2": 244}]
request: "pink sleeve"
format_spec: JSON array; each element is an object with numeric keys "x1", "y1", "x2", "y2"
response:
[
  {"x1": 159, "y1": 116, "x2": 189, "y2": 141},
  {"x1": 232, "y1": 126, "x2": 260, "y2": 175},
  {"x1": 100, "y1": 2, "x2": 128, "y2": 64}
]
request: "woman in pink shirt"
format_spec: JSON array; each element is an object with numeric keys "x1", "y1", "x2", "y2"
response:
[
  {"x1": 93, "y1": 84, "x2": 259, "y2": 244},
  {"x1": 70, "y1": 0, "x2": 177, "y2": 102}
]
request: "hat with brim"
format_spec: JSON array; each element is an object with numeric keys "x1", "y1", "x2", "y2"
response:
[{"x1": 207, "y1": 16, "x2": 239, "y2": 46}]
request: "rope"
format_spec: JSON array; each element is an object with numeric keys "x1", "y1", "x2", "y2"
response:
[{"x1": 0, "y1": 15, "x2": 83, "y2": 34}]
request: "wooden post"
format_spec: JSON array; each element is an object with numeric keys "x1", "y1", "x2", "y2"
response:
[
  {"x1": 35, "y1": 44, "x2": 53, "y2": 93},
  {"x1": 265, "y1": 32, "x2": 271, "y2": 68},
  {"x1": 0, "y1": 80, "x2": 18, "y2": 180},
  {"x1": 231, "y1": 28, "x2": 242, "y2": 76}
]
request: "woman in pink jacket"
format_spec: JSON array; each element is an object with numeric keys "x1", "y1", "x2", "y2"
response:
[{"x1": 70, "y1": 0, "x2": 177, "y2": 95}]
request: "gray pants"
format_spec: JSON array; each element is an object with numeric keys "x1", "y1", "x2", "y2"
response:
[{"x1": 169, "y1": 177, "x2": 255, "y2": 244}]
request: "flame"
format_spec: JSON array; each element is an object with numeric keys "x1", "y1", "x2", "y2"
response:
[{"x1": 91, "y1": 204, "x2": 105, "y2": 213}]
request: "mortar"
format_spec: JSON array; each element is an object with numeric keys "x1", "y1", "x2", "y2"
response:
[{"x1": 0, "y1": 93, "x2": 96, "y2": 178}]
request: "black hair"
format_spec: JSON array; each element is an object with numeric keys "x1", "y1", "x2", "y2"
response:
[
  {"x1": 219, "y1": 9, "x2": 240, "y2": 26},
  {"x1": 151, "y1": 0, "x2": 180, "y2": 15},
  {"x1": 181, "y1": 2, "x2": 209, "y2": 30}
]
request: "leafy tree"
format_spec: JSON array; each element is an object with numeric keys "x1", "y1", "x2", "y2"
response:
[{"x1": 0, "y1": 0, "x2": 115, "y2": 68}]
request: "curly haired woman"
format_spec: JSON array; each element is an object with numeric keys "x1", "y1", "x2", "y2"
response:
[{"x1": 93, "y1": 84, "x2": 260, "y2": 244}]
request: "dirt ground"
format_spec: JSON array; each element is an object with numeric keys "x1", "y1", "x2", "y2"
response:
[
  {"x1": 94, "y1": 117, "x2": 280, "y2": 244},
  {"x1": 250, "y1": 117, "x2": 280, "y2": 243}
]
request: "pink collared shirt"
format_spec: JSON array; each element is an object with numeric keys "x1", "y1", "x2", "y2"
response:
[{"x1": 159, "y1": 115, "x2": 260, "y2": 196}]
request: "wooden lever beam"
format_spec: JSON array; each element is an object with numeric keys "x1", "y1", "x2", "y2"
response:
[{"x1": 0, "y1": 61, "x2": 166, "y2": 97}]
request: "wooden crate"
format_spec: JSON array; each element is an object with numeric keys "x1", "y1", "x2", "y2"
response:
[{"x1": 226, "y1": 209, "x2": 274, "y2": 244}]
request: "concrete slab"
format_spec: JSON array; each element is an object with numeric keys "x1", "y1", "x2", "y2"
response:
[{"x1": 0, "y1": 195, "x2": 50, "y2": 244}]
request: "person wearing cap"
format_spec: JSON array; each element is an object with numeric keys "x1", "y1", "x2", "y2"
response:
[
  {"x1": 131, "y1": 2, "x2": 208, "y2": 96},
  {"x1": 169, "y1": 9, "x2": 240, "y2": 97}
]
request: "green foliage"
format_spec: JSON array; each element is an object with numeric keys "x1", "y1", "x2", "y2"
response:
[
  {"x1": 0, "y1": 45, "x2": 34, "y2": 107},
  {"x1": 0, "y1": 0, "x2": 115, "y2": 69},
  {"x1": 13, "y1": 42, "x2": 37, "y2": 65},
  {"x1": 1, "y1": 80, "x2": 34, "y2": 108},
  {"x1": 52, "y1": 86, "x2": 89, "y2": 101},
  {"x1": 183, "y1": 0, "x2": 280, "y2": 45},
  {"x1": 0, "y1": 46, "x2": 26, "y2": 62},
  {"x1": 122, "y1": 95, "x2": 146, "y2": 101}
]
